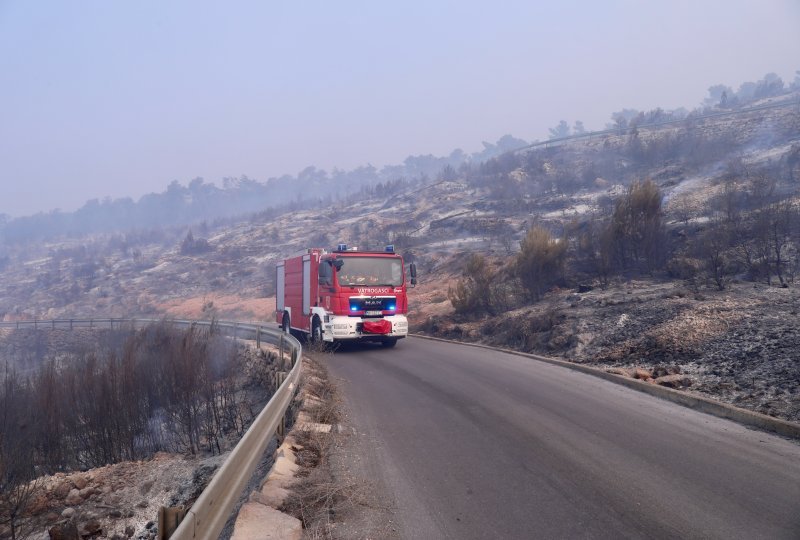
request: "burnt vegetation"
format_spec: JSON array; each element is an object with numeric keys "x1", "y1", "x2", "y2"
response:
[
  {"x1": 444, "y1": 77, "x2": 800, "y2": 319},
  {"x1": 0, "y1": 323, "x2": 278, "y2": 535}
]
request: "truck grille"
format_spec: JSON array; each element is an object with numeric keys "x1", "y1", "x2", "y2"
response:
[{"x1": 349, "y1": 296, "x2": 396, "y2": 314}]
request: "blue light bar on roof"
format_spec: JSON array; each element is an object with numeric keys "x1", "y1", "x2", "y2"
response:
[
  {"x1": 337, "y1": 243, "x2": 347, "y2": 251},
  {"x1": 385, "y1": 244, "x2": 395, "y2": 253}
]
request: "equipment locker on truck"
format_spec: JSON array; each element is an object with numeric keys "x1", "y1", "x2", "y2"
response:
[{"x1": 276, "y1": 244, "x2": 416, "y2": 347}]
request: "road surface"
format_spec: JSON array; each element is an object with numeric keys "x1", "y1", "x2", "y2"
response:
[{"x1": 328, "y1": 337, "x2": 800, "y2": 540}]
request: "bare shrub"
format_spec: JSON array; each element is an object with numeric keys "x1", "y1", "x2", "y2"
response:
[
  {"x1": 0, "y1": 322, "x2": 268, "y2": 480},
  {"x1": 695, "y1": 221, "x2": 733, "y2": 290},
  {"x1": 280, "y1": 442, "x2": 358, "y2": 537},
  {"x1": 448, "y1": 254, "x2": 501, "y2": 317},
  {"x1": 179, "y1": 230, "x2": 212, "y2": 255},
  {"x1": 607, "y1": 179, "x2": 666, "y2": 274},
  {"x1": 0, "y1": 364, "x2": 42, "y2": 540},
  {"x1": 515, "y1": 226, "x2": 567, "y2": 300}
]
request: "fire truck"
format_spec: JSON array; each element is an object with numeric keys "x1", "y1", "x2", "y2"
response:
[{"x1": 275, "y1": 244, "x2": 416, "y2": 347}]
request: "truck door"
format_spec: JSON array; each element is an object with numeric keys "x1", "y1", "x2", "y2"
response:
[
  {"x1": 276, "y1": 262, "x2": 285, "y2": 313},
  {"x1": 302, "y1": 254, "x2": 311, "y2": 317}
]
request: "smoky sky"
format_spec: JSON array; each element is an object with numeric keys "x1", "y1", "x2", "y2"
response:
[{"x1": 0, "y1": 0, "x2": 798, "y2": 217}]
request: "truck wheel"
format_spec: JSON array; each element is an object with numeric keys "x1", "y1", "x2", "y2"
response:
[
  {"x1": 382, "y1": 337, "x2": 398, "y2": 348},
  {"x1": 282, "y1": 313, "x2": 291, "y2": 334},
  {"x1": 311, "y1": 318, "x2": 323, "y2": 343}
]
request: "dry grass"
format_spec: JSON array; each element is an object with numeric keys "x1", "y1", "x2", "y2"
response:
[
  {"x1": 303, "y1": 365, "x2": 342, "y2": 426},
  {"x1": 278, "y1": 355, "x2": 362, "y2": 538},
  {"x1": 281, "y1": 462, "x2": 360, "y2": 539}
]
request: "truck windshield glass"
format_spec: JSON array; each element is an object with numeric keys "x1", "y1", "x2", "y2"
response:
[{"x1": 336, "y1": 257, "x2": 403, "y2": 287}]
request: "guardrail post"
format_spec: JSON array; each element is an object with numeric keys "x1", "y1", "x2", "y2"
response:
[
  {"x1": 70, "y1": 319, "x2": 73, "y2": 330},
  {"x1": 158, "y1": 506, "x2": 186, "y2": 540},
  {"x1": 277, "y1": 415, "x2": 285, "y2": 441},
  {"x1": 256, "y1": 326, "x2": 261, "y2": 349},
  {"x1": 34, "y1": 320, "x2": 38, "y2": 330},
  {"x1": 279, "y1": 334, "x2": 285, "y2": 366},
  {"x1": 52, "y1": 320, "x2": 55, "y2": 329},
  {"x1": 89, "y1": 319, "x2": 93, "y2": 328}
]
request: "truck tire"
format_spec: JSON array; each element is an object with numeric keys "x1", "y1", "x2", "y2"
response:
[
  {"x1": 282, "y1": 313, "x2": 291, "y2": 334},
  {"x1": 382, "y1": 337, "x2": 398, "y2": 348},
  {"x1": 311, "y1": 317, "x2": 323, "y2": 343}
]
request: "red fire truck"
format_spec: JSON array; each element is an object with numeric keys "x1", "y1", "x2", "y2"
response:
[{"x1": 275, "y1": 244, "x2": 416, "y2": 347}]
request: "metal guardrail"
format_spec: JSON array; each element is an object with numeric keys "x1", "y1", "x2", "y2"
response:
[{"x1": 0, "y1": 318, "x2": 303, "y2": 540}]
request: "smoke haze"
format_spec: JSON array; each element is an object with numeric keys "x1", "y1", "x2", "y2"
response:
[{"x1": 0, "y1": 0, "x2": 798, "y2": 216}]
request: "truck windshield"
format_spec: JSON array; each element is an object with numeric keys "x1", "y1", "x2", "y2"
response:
[{"x1": 336, "y1": 256, "x2": 403, "y2": 287}]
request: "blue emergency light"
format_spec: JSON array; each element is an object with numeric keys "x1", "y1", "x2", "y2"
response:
[
  {"x1": 337, "y1": 243, "x2": 348, "y2": 251},
  {"x1": 385, "y1": 245, "x2": 395, "y2": 253}
]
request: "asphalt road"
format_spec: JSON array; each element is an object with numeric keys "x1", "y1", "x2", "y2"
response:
[{"x1": 327, "y1": 337, "x2": 800, "y2": 540}]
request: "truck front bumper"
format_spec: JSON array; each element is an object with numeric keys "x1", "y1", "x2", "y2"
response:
[{"x1": 323, "y1": 314, "x2": 409, "y2": 342}]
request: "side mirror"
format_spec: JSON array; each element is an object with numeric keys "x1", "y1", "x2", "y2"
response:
[
  {"x1": 334, "y1": 258, "x2": 344, "y2": 271},
  {"x1": 409, "y1": 263, "x2": 417, "y2": 287}
]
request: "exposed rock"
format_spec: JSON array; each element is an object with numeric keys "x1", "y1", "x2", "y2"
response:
[
  {"x1": 27, "y1": 492, "x2": 50, "y2": 515},
  {"x1": 61, "y1": 507, "x2": 76, "y2": 519},
  {"x1": 606, "y1": 367, "x2": 632, "y2": 377},
  {"x1": 655, "y1": 374, "x2": 692, "y2": 388},
  {"x1": 139, "y1": 480, "x2": 155, "y2": 495},
  {"x1": 633, "y1": 368, "x2": 652, "y2": 380},
  {"x1": 71, "y1": 475, "x2": 88, "y2": 490},
  {"x1": 44, "y1": 512, "x2": 60, "y2": 524},
  {"x1": 78, "y1": 487, "x2": 95, "y2": 499},
  {"x1": 81, "y1": 518, "x2": 102, "y2": 536},
  {"x1": 48, "y1": 522, "x2": 80, "y2": 540},
  {"x1": 65, "y1": 488, "x2": 83, "y2": 506},
  {"x1": 53, "y1": 481, "x2": 72, "y2": 499},
  {"x1": 652, "y1": 364, "x2": 681, "y2": 378},
  {"x1": 231, "y1": 503, "x2": 302, "y2": 540}
]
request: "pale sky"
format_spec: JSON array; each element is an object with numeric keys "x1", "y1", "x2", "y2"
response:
[{"x1": 1, "y1": 1, "x2": 798, "y2": 217}]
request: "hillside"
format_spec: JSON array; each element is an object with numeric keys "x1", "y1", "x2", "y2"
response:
[{"x1": 1, "y1": 91, "x2": 799, "y2": 427}]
